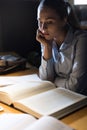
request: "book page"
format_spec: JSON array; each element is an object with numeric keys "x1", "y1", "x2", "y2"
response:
[
  {"x1": 0, "y1": 80, "x2": 55, "y2": 105},
  {"x1": 0, "y1": 74, "x2": 41, "y2": 87},
  {"x1": 24, "y1": 116, "x2": 74, "y2": 130},
  {"x1": 0, "y1": 113, "x2": 36, "y2": 130},
  {"x1": 14, "y1": 88, "x2": 87, "y2": 118}
]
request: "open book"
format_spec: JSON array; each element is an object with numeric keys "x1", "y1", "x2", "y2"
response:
[
  {"x1": 0, "y1": 74, "x2": 87, "y2": 119},
  {"x1": 0, "y1": 113, "x2": 75, "y2": 130},
  {"x1": 0, "y1": 74, "x2": 41, "y2": 87}
]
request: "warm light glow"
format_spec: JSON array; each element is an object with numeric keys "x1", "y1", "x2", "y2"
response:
[{"x1": 74, "y1": 0, "x2": 87, "y2": 5}]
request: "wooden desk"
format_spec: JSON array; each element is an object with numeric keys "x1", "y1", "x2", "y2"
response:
[
  {"x1": 61, "y1": 106, "x2": 87, "y2": 130},
  {"x1": 0, "y1": 68, "x2": 87, "y2": 130}
]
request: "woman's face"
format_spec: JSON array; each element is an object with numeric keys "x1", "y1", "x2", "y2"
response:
[{"x1": 37, "y1": 6, "x2": 67, "y2": 41}]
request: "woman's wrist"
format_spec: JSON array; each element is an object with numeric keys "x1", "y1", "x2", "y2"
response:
[{"x1": 43, "y1": 45, "x2": 52, "y2": 60}]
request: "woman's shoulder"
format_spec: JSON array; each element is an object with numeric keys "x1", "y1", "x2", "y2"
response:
[
  {"x1": 74, "y1": 29, "x2": 87, "y2": 39},
  {"x1": 74, "y1": 29, "x2": 87, "y2": 49}
]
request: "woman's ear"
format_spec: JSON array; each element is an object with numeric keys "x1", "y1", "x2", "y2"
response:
[
  {"x1": 64, "y1": 17, "x2": 67, "y2": 24},
  {"x1": 62, "y1": 17, "x2": 68, "y2": 27}
]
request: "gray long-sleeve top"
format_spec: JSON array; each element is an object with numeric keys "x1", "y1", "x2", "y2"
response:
[{"x1": 39, "y1": 27, "x2": 87, "y2": 95}]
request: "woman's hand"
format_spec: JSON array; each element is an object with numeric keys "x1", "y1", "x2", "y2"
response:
[
  {"x1": 36, "y1": 29, "x2": 53, "y2": 60},
  {"x1": 36, "y1": 29, "x2": 52, "y2": 47}
]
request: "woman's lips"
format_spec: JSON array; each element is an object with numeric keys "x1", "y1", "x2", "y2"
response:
[{"x1": 43, "y1": 33, "x2": 49, "y2": 36}]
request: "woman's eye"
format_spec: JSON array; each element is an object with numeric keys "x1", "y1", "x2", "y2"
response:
[
  {"x1": 37, "y1": 20, "x2": 54, "y2": 28},
  {"x1": 46, "y1": 21, "x2": 53, "y2": 24}
]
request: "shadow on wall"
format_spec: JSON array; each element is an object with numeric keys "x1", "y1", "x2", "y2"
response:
[{"x1": 0, "y1": 0, "x2": 41, "y2": 58}]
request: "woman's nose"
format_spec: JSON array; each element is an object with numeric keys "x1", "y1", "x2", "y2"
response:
[{"x1": 39, "y1": 23, "x2": 47, "y2": 32}]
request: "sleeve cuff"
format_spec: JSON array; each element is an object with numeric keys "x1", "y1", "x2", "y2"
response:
[{"x1": 41, "y1": 57, "x2": 53, "y2": 69}]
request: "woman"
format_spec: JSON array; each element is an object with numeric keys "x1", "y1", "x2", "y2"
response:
[{"x1": 36, "y1": 0, "x2": 87, "y2": 95}]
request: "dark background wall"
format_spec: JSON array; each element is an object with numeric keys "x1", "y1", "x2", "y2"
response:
[{"x1": 0, "y1": 0, "x2": 40, "y2": 57}]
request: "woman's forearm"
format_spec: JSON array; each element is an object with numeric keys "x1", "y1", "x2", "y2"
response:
[{"x1": 43, "y1": 45, "x2": 52, "y2": 60}]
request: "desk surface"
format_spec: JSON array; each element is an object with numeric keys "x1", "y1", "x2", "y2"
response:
[{"x1": 0, "y1": 68, "x2": 87, "y2": 130}]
